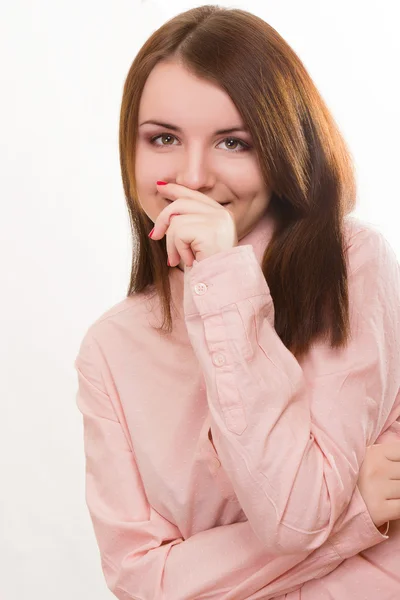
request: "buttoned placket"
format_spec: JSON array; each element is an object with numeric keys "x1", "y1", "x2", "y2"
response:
[{"x1": 193, "y1": 280, "x2": 227, "y2": 369}]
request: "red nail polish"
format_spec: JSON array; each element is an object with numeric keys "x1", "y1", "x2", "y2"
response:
[
  {"x1": 167, "y1": 258, "x2": 170, "y2": 266},
  {"x1": 148, "y1": 227, "x2": 154, "y2": 238},
  {"x1": 156, "y1": 180, "x2": 167, "y2": 185}
]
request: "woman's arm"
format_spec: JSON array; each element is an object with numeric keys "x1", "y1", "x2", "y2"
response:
[
  {"x1": 257, "y1": 423, "x2": 400, "y2": 599},
  {"x1": 183, "y1": 225, "x2": 400, "y2": 554},
  {"x1": 75, "y1": 333, "x2": 395, "y2": 600}
]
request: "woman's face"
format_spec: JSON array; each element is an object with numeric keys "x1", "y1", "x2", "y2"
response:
[{"x1": 135, "y1": 59, "x2": 272, "y2": 246}]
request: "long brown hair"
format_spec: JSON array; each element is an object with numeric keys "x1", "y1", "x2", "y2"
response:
[{"x1": 119, "y1": 5, "x2": 356, "y2": 360}]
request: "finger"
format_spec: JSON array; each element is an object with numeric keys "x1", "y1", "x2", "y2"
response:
[
  {"x1": 385, "y1": 480, "x2": 400, "y2": 500},
  {"x1": 175, "y1": 237, "x2": 196, "y2": 267},
  {"x1": 383, "y1": 441, "x2": 400, "y2": 461},
  {"x1": 384, "y1": 498, "x2": 400, "y2": 521},
  {"x1": 388, "y1": 461, "x2": 400, "y2": 480},
  {"x1": 165, "y1": 215, "x2": 195, "y2": 268},
  {"x1": 156, "y1": 182, "x2": 220, "y2": 205},
  {"x1": 165, "y1": 218, "x2": 181, "y2": 267},
  {"x1": 150, "y1": 198, "x2": 216, "y2": 241}
]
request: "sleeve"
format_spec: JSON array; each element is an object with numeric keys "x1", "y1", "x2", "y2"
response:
[
  {"x1": 259, "y1": 419, "x2": 399, "y2": 599},
  {"x1": 182, "y1": 226, "x2": 400, "y2": 555},
  {"x1": 74, "y1": 328, "x2": 393, "y2": 600}
]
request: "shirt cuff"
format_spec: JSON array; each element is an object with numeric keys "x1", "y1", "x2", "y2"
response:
[
  {"x1": 327, "y1": 485, "x2": 390, "y2": 560},
  {"x1": 378, "y1": 521, "x2": 390, "y2": 536},
  {"x1": 183, "y1": 245, "x2": 270, "y2": 317}
]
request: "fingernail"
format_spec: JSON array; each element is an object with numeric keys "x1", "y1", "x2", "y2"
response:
[
  {"x1": 148, "y1": 227, "x2": 154, "y2": 238},
  {"x1": 156, "y1": 180, "x2": 167, "y2": 185},
  {"x1": 167, "y1": 258, "x2": 170, "y2": 266}
]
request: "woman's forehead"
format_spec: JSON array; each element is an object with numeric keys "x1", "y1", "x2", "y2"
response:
[{"x1": 138, "y1": 61, "x2": 244, "y2": 131}]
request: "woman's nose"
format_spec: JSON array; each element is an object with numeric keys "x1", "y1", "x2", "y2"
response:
[{"x1": 175, "y1": 151, "x2": 216, "y2": 191}]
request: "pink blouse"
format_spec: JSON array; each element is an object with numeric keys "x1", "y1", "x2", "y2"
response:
[{"x1": 75, "y1": 209, "x2": 400, "y2": 599}]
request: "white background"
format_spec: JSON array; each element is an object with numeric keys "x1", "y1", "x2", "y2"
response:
[{"x1": 1, "y1": 1, "x2": 399, "y2": 598}]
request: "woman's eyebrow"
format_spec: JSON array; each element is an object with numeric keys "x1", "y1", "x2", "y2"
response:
[{"x1": 139, "y1": 120, "x2": 249, "y2": 135}]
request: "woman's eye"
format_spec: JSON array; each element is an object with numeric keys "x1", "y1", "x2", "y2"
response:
[
  {"x1": 149, "y1": 134, "x2": 250, "y2": 153},
  {"x1": 218, "y1": 138, "x2": 248, "y2": 152},
  {"x1": 150, "y1": 133, "x2": 177, "y2": 147}
]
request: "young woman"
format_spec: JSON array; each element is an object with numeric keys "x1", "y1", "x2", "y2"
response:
[{"x1": 75, "y1": 6, "x2": 400, "y2": 599}]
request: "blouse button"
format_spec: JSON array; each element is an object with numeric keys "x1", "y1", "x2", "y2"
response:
[
  {"x1": 212, "y1": 353, "x2": 226, "y2": 367},
  {"x1": 194, "y1": 282, "x2": 208, "y2": 295}
]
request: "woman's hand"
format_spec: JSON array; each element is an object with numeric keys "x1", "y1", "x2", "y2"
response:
[
  {"x1": 358, "y1": 441, "x2": 400, "y2": 528},
  {"x1": 149, "y1": 182, "x2": 238, "y2": 267}
]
